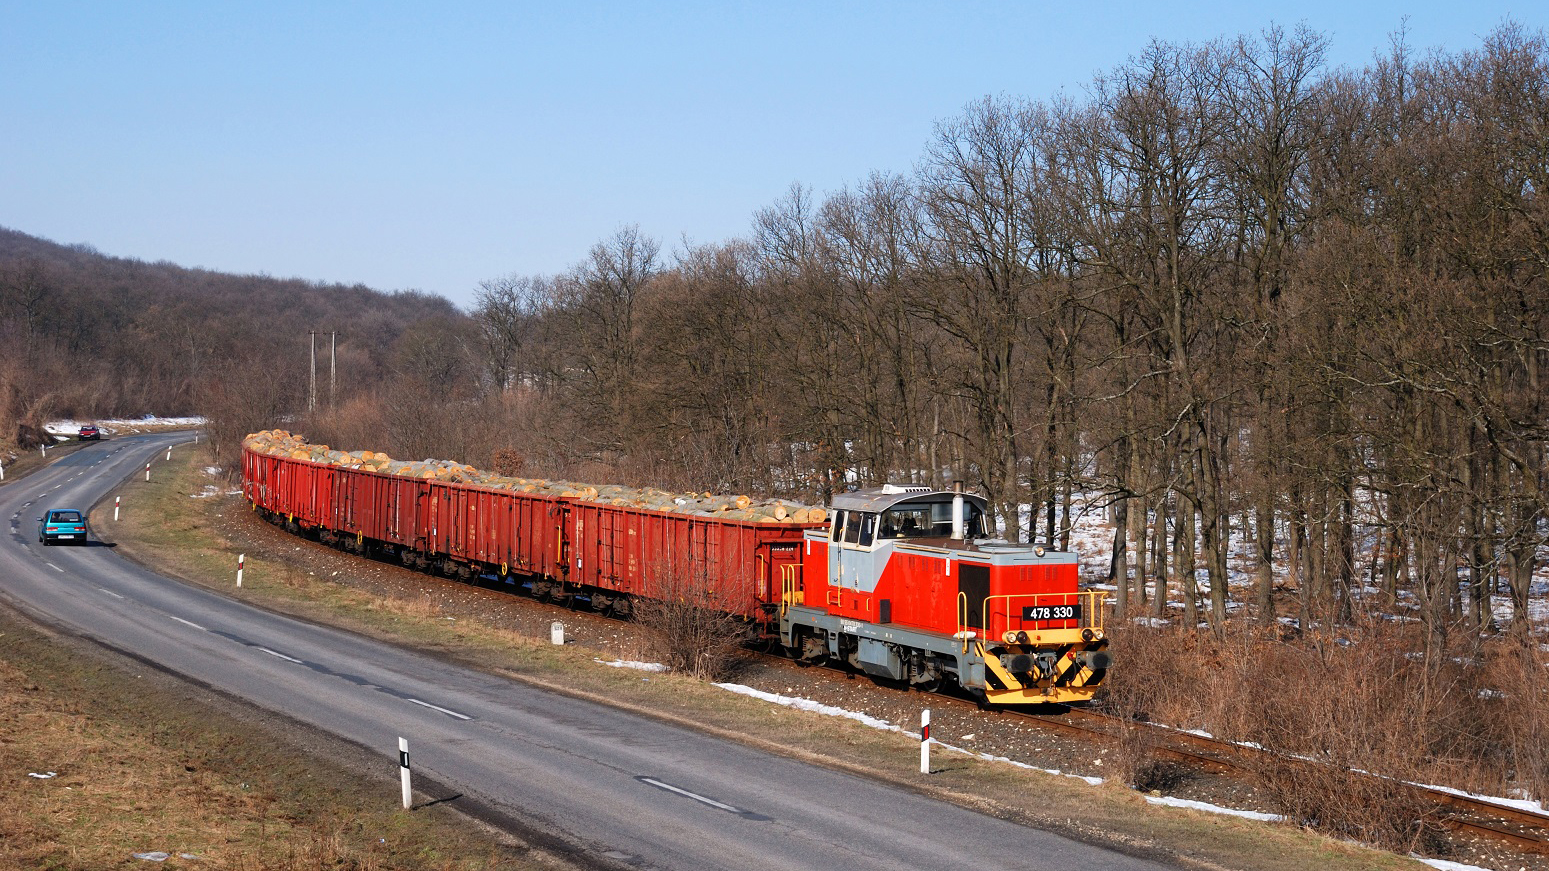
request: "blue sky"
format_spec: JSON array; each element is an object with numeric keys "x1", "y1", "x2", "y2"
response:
[{"x1": 1, "y1": 2, "x2": 1534, "y2": 308}]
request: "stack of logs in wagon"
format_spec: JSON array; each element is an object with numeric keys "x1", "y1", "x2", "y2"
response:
[{"x1": 243, "y1": 430, "x2": 826, "y2": 525}]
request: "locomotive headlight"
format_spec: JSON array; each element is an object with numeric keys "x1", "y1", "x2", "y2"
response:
[
  {"x1": 1003, "y1": 631, "x2": 1019, "y2": 644},
  {"x1": 1033, "y1": 546, "x2": 1045, "y2": 557},
  {"x1": 1081, "y1": 628, "x2": 1095, "y2": 641}
]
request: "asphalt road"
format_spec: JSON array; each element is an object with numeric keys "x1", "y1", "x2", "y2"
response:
[{"x1": 0, "y1": 434, "x2": 1176, "y2": 871}]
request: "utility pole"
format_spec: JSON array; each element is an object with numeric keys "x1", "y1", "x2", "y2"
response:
[
  {"x1": 309, "y1": 331, "x2": 317, "y2": 412},
  {"x1": 330, "y1": 331, "x2": 337, "y2": 409}
]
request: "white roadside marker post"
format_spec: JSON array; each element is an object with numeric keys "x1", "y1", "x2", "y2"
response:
[
  {"x1": 920, "y1": 709, "x2": 931, "y2": 774},
  {"x1": 41, "y1": 444, "x2": 47, "y2": 459},
  {"x1": 399, "y1": 737, "x2": 413, "y2": 809},
  {"x1": 145, "y1": 462, "x2": 151, "y2": 482},
  {"x1": 550, "y1": 621, "x2": 565, "y2": 645},
  {"x1": 236, "y1": 554, "x2": 245, "y2": 587},
  {"x1": 114, "y1": 496, "x2": 120, "y2": 522},
  {"x1": 166, "y1": 446, "x2": 172, "y2": 461},
  {"x1": 1, "y1": 460, "x2": 5, "y2": 481}
]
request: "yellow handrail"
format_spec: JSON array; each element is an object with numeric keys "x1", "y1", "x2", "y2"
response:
[
  {"x1": 980, "y1": 590, "x2": 1108, "y2": 641},
  {"x1": 957, "y1": 591, "x2": 970, "y2": 653}
]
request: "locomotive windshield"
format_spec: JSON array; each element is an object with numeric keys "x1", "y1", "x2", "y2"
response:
[
  {"x1": 878, "y1": 501, "x2": 985, "y2": 539},
  {"x1": 831, "y1": 500, "x2": 987, "y2": 544}
]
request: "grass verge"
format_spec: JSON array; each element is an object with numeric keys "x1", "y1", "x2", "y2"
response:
[
  {"x1": 0, "y1": 612, "x2": 541, "y2": 870},
  {"x1": 74, "y1": 445, "x2": 1431, "y2": 871}
]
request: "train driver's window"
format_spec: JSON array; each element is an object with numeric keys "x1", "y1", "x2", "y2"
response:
[
  {"x1": 844, "y1": 512, "x2": 867, "y2": 545},
  {"x1": 857, "y1": 513, "x2": 876, "y2": 547},
  {"x1": 830, "y1": 511, "x2": 847, "y2": 542}
]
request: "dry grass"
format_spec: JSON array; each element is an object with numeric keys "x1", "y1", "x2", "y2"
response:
[
  {"x1": 0, "y1": 615, "x2": 534, "y2": 871},
  {"x1": 1100, "y1": 618, "x2": 1549, "y2": 853}
]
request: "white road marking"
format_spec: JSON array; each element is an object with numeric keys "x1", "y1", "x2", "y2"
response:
[
  {"x1": 407, "y1": 698, "x2": 473, "y2": 720},
  {"x1": 256, "y1": 646, "x2": 303, "y2": 663},
  {"x1": 638, "y1": 778, "x2": 743, "y2": 813},
  {"x1": 169, "y1": 615, "x2": 207, "y2": 631},
  {"x1": 97, "y1": 588, "x2": 125, "y2": 599},
  {"x1": 46, "y1": 563, "x2": 63, "y2": 572}
]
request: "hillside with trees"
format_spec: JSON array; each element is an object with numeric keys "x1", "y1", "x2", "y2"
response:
[{"x1": 0, "y1": 227, "x2": 464, "y2": 462}]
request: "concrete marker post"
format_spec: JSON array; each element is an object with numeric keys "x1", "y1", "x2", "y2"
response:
[
  {"x1": 550, "y1": 621, "x2": 565, "y2": 645},
  {"x1": 399, "y1": 737, "x2": 412, "y2": 809},
  {"x1": 114, "y1": 496, "x2": 120, "y2": 522},
  {"x1": 920, "y1": 709, "x2": 931, "y2": 774},
  {"x1": 236, "y1": 554, "x2": 245, "y2": 587}
]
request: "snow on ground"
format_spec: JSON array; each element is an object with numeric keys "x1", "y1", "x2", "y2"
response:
[
  {"x1": 1142, "y1": 794, "x2": 1283, "y2": 822},
  {"x1": 45, "y1": 416, "x2": 206, "y2": 440},
  {"x1": 1418, "y1": 781, "x2": 1547, "y2": 816},
  {"x1": 596, "y1": 659, "x2": 668, "y2": 673},
  {"x1": 1413, "y1": 858, "x2": 1501, "y2": 871}
]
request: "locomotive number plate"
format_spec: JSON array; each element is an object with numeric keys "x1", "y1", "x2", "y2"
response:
[{"x1": 1022, "y1": 604, "x2": 1081, "y2": 622}]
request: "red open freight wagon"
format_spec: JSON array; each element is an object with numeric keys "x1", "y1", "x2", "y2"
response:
[{"x1": 242, "y1": 444, "x2": 821, "y2": 620}]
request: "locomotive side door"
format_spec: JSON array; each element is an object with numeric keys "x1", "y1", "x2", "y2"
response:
[
  {"x1": 959, "y1": 560, "x2": 990, "y2": 630},
  {"x1": 831, "y1": 511, "x2": 877, "y2": 611}
]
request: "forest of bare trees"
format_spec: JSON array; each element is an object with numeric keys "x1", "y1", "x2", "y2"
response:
[{"x1": 397, "y1": 25, "x2": 1543, "y2": 650}]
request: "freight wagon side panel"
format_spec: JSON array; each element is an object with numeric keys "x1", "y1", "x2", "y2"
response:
[
  {"x1": 277, "y1": 458, "x2": 333, "y2": 528},
  {"x1": 517, "y1": 492, "x2": 565, "y2": 578},
  {"x1": 332, "y1": 466, "x2": 357, "y2": 534},
  {"x1": 352, "y1": 470, "x2": 397, "y2": 544},
  {"x1": 388, "y1": 476, "x2": 425, "y2": 549}
]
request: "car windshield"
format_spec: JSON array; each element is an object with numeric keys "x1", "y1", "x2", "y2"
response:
[{"x1": 50, "y1": 511, "x2": 82, "y2": 523}]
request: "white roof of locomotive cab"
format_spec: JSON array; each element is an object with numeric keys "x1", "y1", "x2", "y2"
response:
[{"x1": 830, "y1": 484, "x2": 989, "y2": 514}]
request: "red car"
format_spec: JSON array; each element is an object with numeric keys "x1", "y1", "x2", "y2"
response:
[{"x1": 78, "y1": 425, "x2": 100, "y2": 440}]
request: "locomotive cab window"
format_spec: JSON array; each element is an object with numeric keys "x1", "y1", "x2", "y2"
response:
[
  {"x1": 843, "y1": 511, "x2": 876, "y2": 546},
  {"x1": 878, "y1": 501, "x2": 987, "y2": 538}
]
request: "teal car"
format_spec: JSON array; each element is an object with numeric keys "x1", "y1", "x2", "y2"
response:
[{"x1": 38, "y1": 508, "x2": 88, "y2": 545}]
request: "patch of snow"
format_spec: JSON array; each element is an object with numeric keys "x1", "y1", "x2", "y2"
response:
[
  {"x1": 715, "y1": 683, "x2": 900, "y2": 731},
  {"x1": 1414, "y1": 781, "x2": 1545, "y2": 816},
  {"x1": 595, "y1": 659, "x2": 668, "y2": 673},
  {"x1": 1412, "y1": 858, "x2": 1501, "y2": 871},
  {"x1": 1143, "y1": 795, "x2": 1283, "y2": 822}
]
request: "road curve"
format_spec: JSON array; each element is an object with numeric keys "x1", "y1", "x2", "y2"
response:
[{"x1": 0, "y1": 435, "x2": 1174, "y2": 871}]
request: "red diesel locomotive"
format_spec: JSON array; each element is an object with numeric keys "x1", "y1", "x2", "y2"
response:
[{"x1": 242, "y1": 442, "x2": 1110, "y2": 705}]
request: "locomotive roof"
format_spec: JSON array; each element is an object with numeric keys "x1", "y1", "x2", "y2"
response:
[{"x1": 830, "y1": 485, "x2": 989, "y2": 514}]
